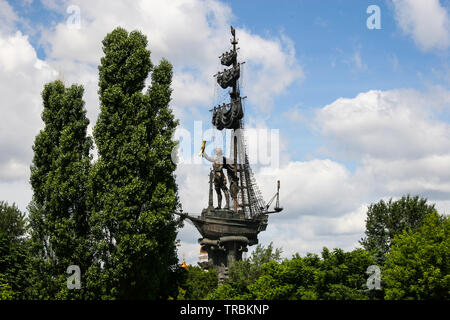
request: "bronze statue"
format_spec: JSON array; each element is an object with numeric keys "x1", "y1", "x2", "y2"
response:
[{"x1": 202, "y1": 148, "x2": 231, "y2": 210}]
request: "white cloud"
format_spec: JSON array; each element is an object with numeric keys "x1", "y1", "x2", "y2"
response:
[
  {"x1": 238, "y1": 32, "x2": 304, "y2": 112},
  {"x1": 0, "y1": 31, "x2": 58, "y2": 183},
  {"x1": 316, "y1": 87, "x2": 450, "y2": 206},
  {"x1": 176, "y1": 163, "x2": 210, "y2": 214},
  {"x1": 0, "y1": 0, "x2": 301, "y2": 186},
  {"x1": 250, "y1": 87, "x2": 450, "y2": 261},
  {"x1": 258, "y1": 214, "x2": 364, "y2": 259},
  {"x1": 257, "y1": 159, "x2": 361, "y2": 219},
  {"x1": 434, "y1": 200, "x2": 450, "y2": 215},
  {"x1": 356, "y1": 155, "x2": 450, "y2": 199},
  {"x1": 317, "y1": 89, "x2": 450, "y2": 160},
  {"x1": 39, "y1": 0, "x2": 302, "y2": 114},
  {"x1": 392, "y1": 0, "x2": 450, "y2": 51}
]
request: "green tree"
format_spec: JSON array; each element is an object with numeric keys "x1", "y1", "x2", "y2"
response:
[
  {"x1": 383, "y1": 211, "x2": 449, "y2": 300},
  {"x1": 208, "y1": 246, "x2": 376, "y2": 300},
  {"x1": 178, "y1": 266, "x2": 217, "y2": 300},
  {"x1": 0, "y1": 202, "x2": 29, "y2": 299},
  {"x1": 0, "y1": 201, "x2": 27, "y2": 239},
  {"x1": 206, "y1": 243, "x2": 282, "y2": 299},
  {"x1": 87, "y1": 27, "x2": 179, "y2": 299},
  {"x1": 314, "y1": 248, "x2": 376, "y2": 300},
  {"x1": 0, "y1": 274, "x2": 14, "y2": 300},
  {"x1": 248, "y1": 248, "x2": 374, "y2": 300},
  {"x1": 207, "y1": 282, "x2": 253, "y2": 300},
  {"x1": 360, "y1": 195, "x2": 436, "y2": 264},
  {"x1": 228, "y1": 242, "x2": 282, "y2": 289},
  {"x1": 28, "y1": 80, "x2": 92, "y2": 299}
]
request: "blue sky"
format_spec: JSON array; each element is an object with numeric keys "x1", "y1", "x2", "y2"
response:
[
  {"x1": 0, "y1": 0, "x2": 449, "y2": 263},
  {"x1": 223, "y1": 0, "x2": 449, "y2": 164}
]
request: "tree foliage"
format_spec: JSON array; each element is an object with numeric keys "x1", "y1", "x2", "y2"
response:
[
  {"x1": 178, "y1": 266, "x2": 218, "y2": 300},
  {"x1": 383, "y1": 211, "x2": 449, "y2": 299},
  {"x1": 0, "y1": 202, "x2": 29, "y2": 299},
  {"x1": 0, "y1": 274, "x2": 14, "y2": 300},
  {"x1": 0, "y1": 201, "x2": 27, "y2": 239},
  {"x1": 208, "y1": 245, "x2": 376, "y2": 300},
  {"x1": 360, "y1": 195, "x2": 436, "y2": 264},
  {"x1": 28, "y1": 80, "x2": 92, "y2": 299},
  {"x1": 87, "y1": 27, "x2": 180, "y2": 299},
  {"x1": 228, "y1": 242, "x2": 282, "y2": 289},
  {"x1": 248, "y1": 248, "x2": 375, "y2": 300}
]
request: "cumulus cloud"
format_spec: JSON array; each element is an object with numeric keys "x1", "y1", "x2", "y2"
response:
[
  {"x1": 392, "y1": 0, "x2": 450, "y2": 51},
  {"x1": 238, "y1": 32, "x2": 304, "y2": 112},
  {"x1": 0, "y1": 31, "x2": 58, "y2": 183},
  {"x1": 317, "y1": 89, "x2": 450, "y2": 160},
  {"x1": 249, "y1": 87, "x2": 450, "y2": 261},
  {"x1": 39, "y1": 0, "x2": 303, "y2": 114},
  {"x1": 253, "y1": 161, "x2": 368, "y2": 259},
  {"x1": 0, "y1": 28, "x2": 61, "y2": 224},
  {"x1": 317, "y1": 87, "x2": 450, "y2": 207},
  {"x1": 257, "y1": 160, "x2": 361, "y2": 219},
  {"x1": 258, "y1": 213, "x2": 365, "y2": 258},
  {"x1": 356, "y1": 155, "x2": 450, "y2": 200}
]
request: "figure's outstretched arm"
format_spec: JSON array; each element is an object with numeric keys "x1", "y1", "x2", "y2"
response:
[{"x1": 202, "y1": 151, "x2": 214, "y2": 162}]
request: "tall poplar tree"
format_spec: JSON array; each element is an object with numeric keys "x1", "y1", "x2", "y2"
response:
[
  {"x1": 28, "y1": 80, "x2": 92, "y2": 299},
  {"x1": 87, "y1": 27, "x2": 179, "y2": 299}
]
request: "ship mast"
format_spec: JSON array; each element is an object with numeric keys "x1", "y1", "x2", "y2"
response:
[
  {"x1": 213, "y1": 26, "x2": 270, "y2": 218},
  {"x1": 231, "y1": 26, "x2": 239, "y2": 213}
]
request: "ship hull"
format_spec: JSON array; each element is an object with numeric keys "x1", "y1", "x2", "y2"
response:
[{"x1": 180, "y1": 209, "x2": 267, "y2": 246}]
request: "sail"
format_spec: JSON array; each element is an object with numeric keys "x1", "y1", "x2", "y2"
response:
[
  {"x1": 220, "y1": 50, "x2": 237, "y2": 66},
  {"x1": 217, "y1": 64, "x2": 240, "y2": 89},
  {"x1": 212, "y1": 98, "x2": 243, "y2": 130}
]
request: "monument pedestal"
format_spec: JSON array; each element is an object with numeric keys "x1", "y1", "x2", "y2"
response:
[{"x1": 198, "y1": 234, "x2": 249, "y2": 283}]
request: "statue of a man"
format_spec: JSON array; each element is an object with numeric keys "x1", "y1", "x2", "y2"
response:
[{"x1": 202, "y1": 148, "x2": 232, "y2": 210}]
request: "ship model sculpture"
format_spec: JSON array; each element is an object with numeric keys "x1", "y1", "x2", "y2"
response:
[{"x1": 177, "y1": 26, "x2": 283, "y2": 281}]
